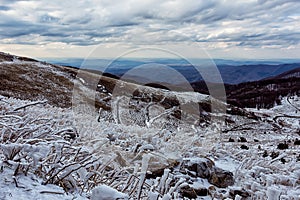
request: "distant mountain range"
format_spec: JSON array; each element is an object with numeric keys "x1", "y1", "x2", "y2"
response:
[
  {"x1": 216, "y1": 63, "x2": 300, "y2": 84},
  {"x1": 45, "y1": 58, "x2": 300, "y2": 84}
]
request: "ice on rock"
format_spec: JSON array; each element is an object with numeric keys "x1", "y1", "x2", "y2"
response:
[{"x1": 91, "y1": 185, "x2": 129, "y2": 200}]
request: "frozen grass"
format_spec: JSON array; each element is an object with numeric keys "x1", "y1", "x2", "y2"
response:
[{"x1": 1, "y1": 94, "x2": 299, "y2": 199}]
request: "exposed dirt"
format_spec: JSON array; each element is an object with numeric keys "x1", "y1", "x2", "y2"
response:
[{"x1": 0, "y1": 62, "x2": 74, "y2": 107}]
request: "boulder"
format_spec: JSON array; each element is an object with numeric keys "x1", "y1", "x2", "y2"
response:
[
  {"x1": 145, "y1": 153, "x2": 180, "y2": 179},
  {"x1": 186, "y1": 158, "x2": 214, "y2": 178},
  {"x1": 209, "y1": 167, "x2": 234, "y2": 188},
  {"x1": 180, "y1": 185, "x2": 208, "y2": 198},
  {"x1": 183, "y1": 157, "x2": 235, "y2": 188}
]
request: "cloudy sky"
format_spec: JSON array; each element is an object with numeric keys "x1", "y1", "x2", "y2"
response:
[{"x1": 0, "y1": 0, "x2": 299, "y2": 59}]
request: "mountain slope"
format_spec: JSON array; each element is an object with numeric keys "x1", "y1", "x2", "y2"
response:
[
  {"x1": 0, "y1": 52, "x2": 230, "y2": 127},
  {"x1": 1, "y1": 52, "x2": 300, "y2": 199},
  {"x1": 225, "y1": 67, "x2": 300, "y2": 109},
  {"x1": 0, "y1": 52, "x2": 75, "y2": 107},
  {"x1": 265, "y1": 67, "x2": 300, "y2": 79},
  {"x1": 190, "y1": 67, "x2": 300, "y2": 109}
]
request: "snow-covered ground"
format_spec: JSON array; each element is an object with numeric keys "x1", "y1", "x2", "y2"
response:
[{"x1": 0, "y1": 90, "x2": 299, "y2": 199}]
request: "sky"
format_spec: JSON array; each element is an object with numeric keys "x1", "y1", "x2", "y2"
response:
[{"x1": 0, "y1": 0, "x2": 299, "y2": 59}]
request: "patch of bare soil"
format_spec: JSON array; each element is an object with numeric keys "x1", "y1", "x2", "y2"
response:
[{"x1": 0, "y1": 62, "x2": 74, "y2": 107}]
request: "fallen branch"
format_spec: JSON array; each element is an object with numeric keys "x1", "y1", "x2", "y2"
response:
[
  {"x1": 13, "y1": 100, "x2": 48, "y2": 112},
  {"x1": 222, "y1": 122, "x2": 257, "y2": 133},
  {"x1": 40, "y1": 191, "x2": 64, "y2": 195}
]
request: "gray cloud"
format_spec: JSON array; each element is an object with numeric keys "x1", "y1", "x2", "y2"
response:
[
  {"x1": 0, "y1": 5, "x2": 10, "y2": 11},
  {"x1": 0, "y1": 0, "x2": 299, "y2": 52},
  {"x1": 39, "y1": 14, "x2": 60, "y2": 23}
]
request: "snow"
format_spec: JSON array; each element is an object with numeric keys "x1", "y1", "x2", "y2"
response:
[
  {"x1": 166, "y1": 91, "x2": 210, "y2": 104},
  {"x1": 0, "y1": 85, "x2": 299, "y2": 199},
  {"x1": 0, "y1": 168, "x2": 85, "y2": 200},
  {"x1": 266, "y1": 186, "x2": 282, "y2": 200},
  {"x1": 78, "y1": 77, "x2": 86, "y2": 84},
  {"x1": 213, "y1": 156, "x2": 240, "y2": 173},
  {"x1": 91, "y1": 185, "x2": 128, "y2": 200}
]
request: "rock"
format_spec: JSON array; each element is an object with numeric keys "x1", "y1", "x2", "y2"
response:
[
  {"x1": 258, "y1": 145, "x2": 261, "y2": 150},
  {"x1": 195, "y1": 188, "x2": 208, "y2": 196},
  {"x1": 263, "y1": 150, "x2": 268, "y2": 157},
  {"x1": 270, "y1": 151, "x2": 279, "y2": 159},
  {"x1": 277, "y1": 142, "x2": 288, "y2": 150},
  {"x1": 146, "y1": 154, "x2": 179, "y2": 179},
  {"x1": 238, "y1": 137, "x2": 247, "y2": 142},
  {"x1": 186, "y1": 158, "x2": 214, "y2": 178},
  {"x1": 208, "y1": 185, "x2": 217, "y2": 196},
  {"x1": 280, "y1": 157, "x2": 286, "y2": 164},
  {"x1": 229, "y1": 137, "x2": 235, "y2": 142},
  {"x1": 184, "y1": 157, "x2": 235, "y2": 188},
  {"x1": 180, "y1": 185, "x2": 197, "y2": 199},
  {"x1": 240, "y1": 145, "x2": 249, "y2": 150},
  {"x1": 229, "y1": 188, "x2": 250, "y2": 199},
  {"x1": 208, "y1": 167, "x2": 234, "y2": 188},
  {"x1": 146, "y1": 168, "x2": 165, "y2": 179},
  {"x1": 180, "y1": 185, "x2": 208, "y2": 198}
]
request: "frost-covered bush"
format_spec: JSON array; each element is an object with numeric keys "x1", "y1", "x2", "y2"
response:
[
  {"x1": 0, "y1": 97, "x2": 104, "y2": 194},
  {"x1": 0, "y1": 96, "x2": 191, "y2": 199}
]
